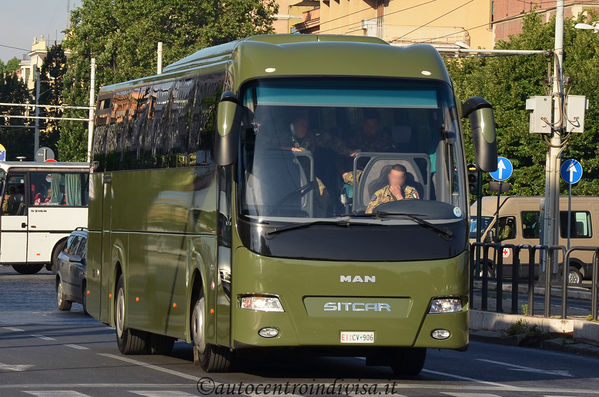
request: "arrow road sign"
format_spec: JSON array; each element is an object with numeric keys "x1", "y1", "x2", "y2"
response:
[
  {"x1": 489, "y1": 157, "x2": 513, "y2": 182},
  {"x1": 560, "y1": 159, "x2": 582, "y2": 184}
]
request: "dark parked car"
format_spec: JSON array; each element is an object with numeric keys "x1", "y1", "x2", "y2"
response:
[{"x1": 56, "y1": 228, "x2": 88, "y2": 313}]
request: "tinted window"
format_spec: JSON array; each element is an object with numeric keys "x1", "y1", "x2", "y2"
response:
[
  {"x1": 560, "y1": 211, "x2": 592, "y2": 238},
  {"x1": 93, "y1": 73, "x2": 224, "y2": 171},
  {"x1": 67, "y1": 236, "x2": 81, "y2": 255},
  {"x1": 521, "y1": 211, "x2": 540, "y2": 239}
]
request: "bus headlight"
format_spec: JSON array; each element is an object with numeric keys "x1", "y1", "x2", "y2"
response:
[
  {"x1": 429, "y1": 298, "x2": 462, "y2": 313},
  {"x1": 240, "y1": 295, "x2": 284, "y2": 312}
]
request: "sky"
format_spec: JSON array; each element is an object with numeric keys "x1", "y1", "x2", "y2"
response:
[{"x1": 0, "y1": 0, "x2": 81, "y2": 63}]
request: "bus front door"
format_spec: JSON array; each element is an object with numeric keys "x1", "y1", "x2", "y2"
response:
[{"x1": 0, "y1": 174, "x2": 28, "y2": 264}]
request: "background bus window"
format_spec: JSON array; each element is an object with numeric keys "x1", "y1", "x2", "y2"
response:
[
  {"x1": 521, "y1": 211, "x2": 540, "y2": 239},
  {"x1": 2, "y1": 175, "x2": 26, "y2": 215},
  {"x1": 560, "y1": 211, "x2": 592, "y2": 238},
  {"x1": 496, "y1": 216, "x2": 516, "y2": 241},
  {"x1": 29, "y1": 173, "x2": 89, "y2": 207}
]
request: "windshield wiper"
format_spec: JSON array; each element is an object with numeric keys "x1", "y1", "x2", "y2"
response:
[
  {"x1": 335, "y1": 211, "x2": 453, "y2": 240},
  {"x1": 265, "y1": 216, "x2": 355, "y2": 236}
]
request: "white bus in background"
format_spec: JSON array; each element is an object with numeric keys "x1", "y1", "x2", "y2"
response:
[{"x1": 0, "y1": 161, "x2": 89, "y2": 274}]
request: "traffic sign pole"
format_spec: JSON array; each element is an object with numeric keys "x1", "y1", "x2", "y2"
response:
[{"x1": 560, "y1": 159, "x2": 583, "y2": 250}]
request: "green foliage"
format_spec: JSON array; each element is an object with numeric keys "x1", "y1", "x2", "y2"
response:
[
  {"x1": 447, "y1": 12, "x2": 599, "y2": 196},
  {"x1": 58, "y1": 0, "x2": 278, "y2": 161},
  {"x1": 0, "y1": 74, "x2": 34, "y2": 159},
  {"x1": 39, "y1": 44, "x2": 69, "y2": 156},
  {"x1": 5, "y1": 57, "x2": 21, "y2": 74}
]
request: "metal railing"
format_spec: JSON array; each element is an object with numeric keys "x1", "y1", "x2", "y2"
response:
[{"x1": 470, "y1": 242, "x2": 599, "y2": 320}]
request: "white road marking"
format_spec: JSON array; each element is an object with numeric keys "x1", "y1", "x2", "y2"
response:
[
  {"x1": 98, "y1": 353, "x2": 198, "y2": 381},
  {"x1": 422, "y1": 369, "x2": 517, "y2": 389},
  {"x1": 0, "y1": 362, "x2": 34, "y2": 372},
  {"x1": 477, "y1": 359, "x2": 573, "y2": 378},
  {"x1": 24, "y1": 392, "x2": 91, "y2": 397},
  {"x1": 30, "y1": 334, "x2": 56, "y2": 341},
  {"x1": 442, "y1": 393, "x2": 503, "y2": 397},
  {"x1": 64, "y1": 344, "x2": 89, "y2": 350},
  {"x1": 2, "y1": 327, "x2": 24, "y2": 332},
  {"x1": 131, "y1": 392, "x2": 197, "y2": 397}
]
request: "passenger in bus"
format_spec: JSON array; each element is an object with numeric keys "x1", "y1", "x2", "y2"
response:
[
  {"x1": 365, "y1": 164, "x2": 419, "y2": 214},
  {"x1": 342, "y1": 110, "x2": 394, "y2": 185}
]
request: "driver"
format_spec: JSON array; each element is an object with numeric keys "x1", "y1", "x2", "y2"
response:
[{"x1": 365, "y1": 164, "x2": 419, "y2": 214}]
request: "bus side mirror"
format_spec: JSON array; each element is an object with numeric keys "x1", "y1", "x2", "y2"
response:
[
  {"x1": 462, "y1": 97, "x2": 498, "y2": 172},
  {"x1": 215, "y1": 92, "x2": 240, "y2": 166}
]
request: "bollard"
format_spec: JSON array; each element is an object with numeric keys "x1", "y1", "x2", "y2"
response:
[
  {"x1": 511, "y1": 245, "x2": 520, "y2": 314},
  {"x1": 495, "y1": 244, "x2": 503, "y2": 313},
  {"x1": 527, "y1": 245, "x2": 536, "y2": 316}
]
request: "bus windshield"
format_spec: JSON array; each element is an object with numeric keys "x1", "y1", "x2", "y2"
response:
[{"x1": 239, "y1": 78, "x2": 466, "y2": 223}]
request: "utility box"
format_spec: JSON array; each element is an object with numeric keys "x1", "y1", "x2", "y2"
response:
[
  {"x1": 526, "y1": 96, "x2": 552, "y2": 134},
  {"x1": 565, "y1": 95, "x2": 588, "y2": 133}
]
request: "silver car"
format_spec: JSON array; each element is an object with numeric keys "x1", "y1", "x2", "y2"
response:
[{"x1": 55, "y1": 228, "x2": 88, "y2": 313}]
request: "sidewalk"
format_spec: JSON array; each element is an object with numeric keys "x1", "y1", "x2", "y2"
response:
[{"x1": 470, "y1": 310, "x2": 599, "y2": 356}]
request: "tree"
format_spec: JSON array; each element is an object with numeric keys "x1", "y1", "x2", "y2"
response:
[
  {"x1": 5, "y1": 57, "x2": 21, "y2": 74},
  {"x1": 39, "y1": 44, "x2": 69, "y2": 156},
  {"x1": 0, "y1": 74, "x2": 34, "y2": 160},
  {"x1": 58, "y1": 0, "x2": 278, "y2": 161},
  {"x1": 447, "y1": 11, "x2": 599, "y2": 197}
]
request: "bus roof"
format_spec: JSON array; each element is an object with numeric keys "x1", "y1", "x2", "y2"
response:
[
  {"x1": 0, "y1": 161, "x2": 89, "y2": 172},
  {"x1": 100, "y1": 34, "x2": 450, "y2": 93}
]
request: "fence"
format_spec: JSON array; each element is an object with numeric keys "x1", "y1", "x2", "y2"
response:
[{"x1": 470, "y1": 242, "x2": 599, "y2": 320}]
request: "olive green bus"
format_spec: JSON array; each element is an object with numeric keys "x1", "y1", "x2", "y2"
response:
[{"x1": 87, "y1": 34, "x2": 497, "y2": 375}]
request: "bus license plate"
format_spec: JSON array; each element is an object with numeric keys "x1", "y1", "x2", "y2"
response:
[{"x1": 340, "y1": 331, "x2": 374, "y2": 344}]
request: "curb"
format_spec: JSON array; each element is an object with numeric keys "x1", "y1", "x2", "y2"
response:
[{"x1": 470, "y1": 310, "x2": 599, "y2": 356}]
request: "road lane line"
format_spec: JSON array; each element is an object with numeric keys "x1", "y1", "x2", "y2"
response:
[
  {"x1": 98, "y1": 353, "x2": 198, "y2": 381},
  {"x1": 422, "y1": 369, "x2": 518, "y2": 390},
  {"x1": 477, "y1": 359, "x2": 573, "y2": 378},
  {"x1": 131, "y1": 392, "x2": 197, "y2": 397},
  {"x1": 64, "y1": 344, "x2": 89, "y2": 350},
  {"x1": 2, "y1": 327, "x2": 24, "y2": 332},
  {"x1": 0, "y1": 362, "x2": 34, "y2": 372},
  {"x1": 442, "y1": 393, "x2": 502, "y2": 397},
  {"x1": 30, "y1": 334, "x2": 56, "y2": 341},
  {"x1": 24, "y1": 392, "x2": 91, "y2": 397}
]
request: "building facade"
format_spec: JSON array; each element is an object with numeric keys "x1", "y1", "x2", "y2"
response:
[
  {"x1": 18, "y1": 36, "x2": 48, "y2": 90},
  {"x1": 293, "y1": 0, "x2": 599, "y2": 49}
]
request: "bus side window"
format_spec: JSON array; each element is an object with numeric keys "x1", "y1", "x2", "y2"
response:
[{"x1": 2, "y1": 175, "x2": 26, "y2": 216}]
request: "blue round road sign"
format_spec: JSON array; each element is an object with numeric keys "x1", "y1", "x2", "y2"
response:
[
  {"x1": 489, "y1": 156, "x2": 513, "y2": 182},
  {"x1": 561, "y1": 159, "x2": 583, "y2": 184}
]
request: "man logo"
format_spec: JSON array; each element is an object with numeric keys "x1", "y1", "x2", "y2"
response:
[{"x1": 340, "y1": 275, "x2": 376, "y2": 283}]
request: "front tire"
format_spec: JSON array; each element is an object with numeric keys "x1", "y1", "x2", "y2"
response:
[
  {"x1": 390, "y1": 348, "x2": 426, "y2": 377},
  {"x1": 81, "y1": 281, "x2": 89, "y2": 315},
  {"x1": 191, "y1": 294, "x2": 231, "y2": 372},
  {"x1": 115, "y1": 275, "x2": 148, "y2": 354},
  {"x1": 49, "y1": 239, "x2": 67, "y2": 273},
  {"x1": 568, "y1": 266, "x2": 583, "y2": 285},
  {"x1": 13, "y1": 264, "x2": 44, "y2": 274},
  {"x1": 57, "y1": 278, "x2": 72, "y2": 311}
]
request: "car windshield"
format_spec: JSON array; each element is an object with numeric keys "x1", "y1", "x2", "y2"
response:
[
  {"x1": 469, "y1": 216, "x2": 493, "y2": 239},
  {"x1": 238, "y1": 78, "x2": 467, "y2": 223}
]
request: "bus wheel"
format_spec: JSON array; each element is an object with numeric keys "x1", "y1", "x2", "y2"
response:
[
  {"x1": 390, "y1": 348, "x2": 426, "y2": 377},
  {"x1": 568, "y1": 266, "x2": 583, "y2": 285},
  {"x1": 57, "y1": 278, "x2": 72, "y2": 311},
  {"x1": 115, "y1": 275, "x2": 148, "y2": 354},
  {"x1": 148, "y1": 333, "x2": 175, "y2": 355},
  {"x1": 191, "y1": 295, "x2": 231, "y2": 372},
  {"x1": 12, "y1": 264, "x2": 44, "y2": 274}
]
